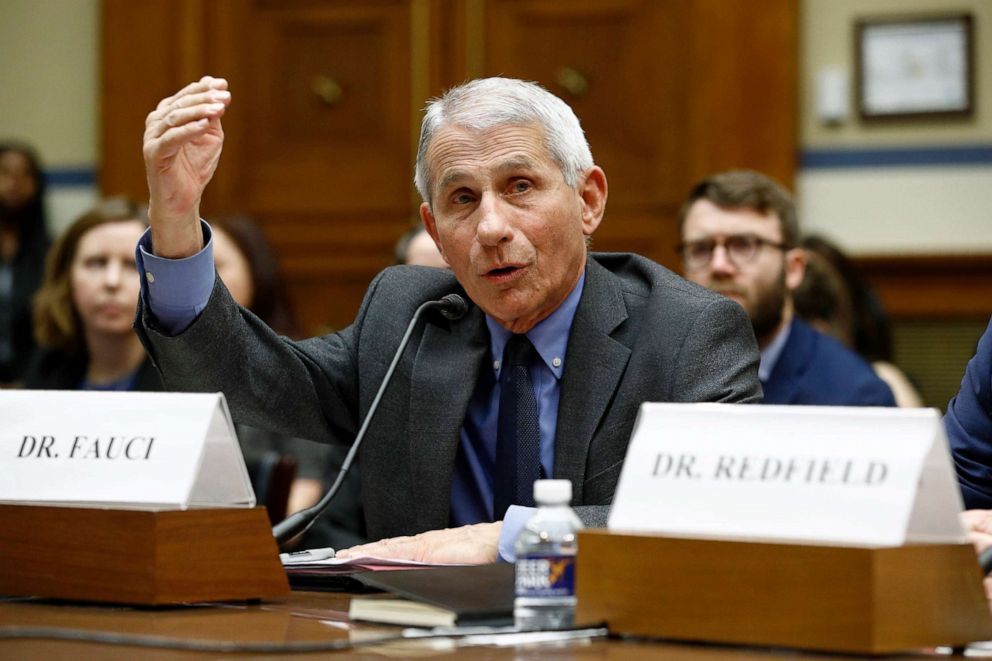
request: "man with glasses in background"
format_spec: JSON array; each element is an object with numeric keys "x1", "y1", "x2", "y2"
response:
[{"x1": 677, "y1": 170, "x2": 895, "y2": 407}]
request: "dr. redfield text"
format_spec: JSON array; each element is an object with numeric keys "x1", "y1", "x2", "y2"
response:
[{"x1": 652, "y1": 453, "x2": 887, "y2": 486}]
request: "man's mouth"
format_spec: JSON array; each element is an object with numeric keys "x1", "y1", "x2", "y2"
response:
[{"x1": 482, "y1": 263, "x2": 526, "y2": 282}]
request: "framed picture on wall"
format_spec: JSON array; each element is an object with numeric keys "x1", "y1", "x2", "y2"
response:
[{"x1": 856, "y1": 14, "x2": 973, "y2": 120}]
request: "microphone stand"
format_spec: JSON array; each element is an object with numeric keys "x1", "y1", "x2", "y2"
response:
[{"x1": 272, "y1": 293, "x2": 467, "y2": 546}]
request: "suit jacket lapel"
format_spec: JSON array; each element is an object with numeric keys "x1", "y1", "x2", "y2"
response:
[
  {"x1": 555, "y1": 259, "x2": 631, "y2": 504},
  {"x1": 409, "y1": 307, "x2": 488, "y2": 531}
]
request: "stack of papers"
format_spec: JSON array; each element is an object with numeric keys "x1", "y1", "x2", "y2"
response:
[
  {"x1": 281, "y1": 553, "x2": 469, "y2": 592},
  {"x1": 284, "y1": 554, "x2": 467, "y2": 573}
]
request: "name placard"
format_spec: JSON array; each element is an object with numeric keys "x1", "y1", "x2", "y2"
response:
[
  {"x1": 0, "y1": 391, "x2": 254, "y2": 509},
  {"x1": 608, "y1": 403, "x2": 965, "y2": 546}
]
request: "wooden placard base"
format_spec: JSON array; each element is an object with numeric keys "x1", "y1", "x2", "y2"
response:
[
  {"x1": 575, "y1": 529, "x2": 992, "y2": 654},
  {"x1": 0, "y1": 504, "x2": 289, "y2": 605}
]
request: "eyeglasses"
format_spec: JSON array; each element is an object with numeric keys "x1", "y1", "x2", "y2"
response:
[{"x1": 677, "y1": 234, "x2": 789, "y2": 270}]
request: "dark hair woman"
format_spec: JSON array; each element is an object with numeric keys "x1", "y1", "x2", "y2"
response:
[{"x1": 0, "y1": 143, "x2": 51, "y2": 385}]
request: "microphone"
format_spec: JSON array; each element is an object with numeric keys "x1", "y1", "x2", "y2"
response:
[
  {"x1": 436, "y1": 293, "x2": 468, "y2": 320},
  {"x1": 272, "y1": 293, "x2": 469, "y2": 545},
  {"x1": 980, "y1": 546, "x2": 992, "y2": 575}
]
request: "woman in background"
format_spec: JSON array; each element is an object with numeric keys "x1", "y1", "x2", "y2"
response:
[
  {"x1": 26, "y1": 198, "x2": 159, "y2": 391},
  {"x1": 794, "y1": 235, "x2": 922, "y2": 407},
  {"x1": 0, "y1": 143, "x2": 51, "y2": 385},
  {"x1": 211, "y1": 215, "x2": 366, "y2": 548}
]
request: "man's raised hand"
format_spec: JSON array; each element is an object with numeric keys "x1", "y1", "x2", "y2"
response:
[{"x1": 142, "y1": 76, "x2": 230, "y2": 258}]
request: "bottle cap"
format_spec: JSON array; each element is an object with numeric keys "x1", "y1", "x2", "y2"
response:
[{"x1": 533, "y1": 479, "x2": 572, "y2": 505}]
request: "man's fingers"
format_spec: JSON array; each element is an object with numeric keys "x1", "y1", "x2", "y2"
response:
[
  {"x1": 147, "y1": 103, "x2": 227, "y2": 142},
  {"x1": 149, "y1": 90, "x2": 231, "y2": 123},
  {"x1": 963, "y1": 509, "x2": 992, "y2": 534},
  {"x1": 146, "y1": 92, "x2": 230, "y2": 142},
  {"x1": 336, "y1": 535, "x2": 425, "y2": 560},
  {"x1": 155, "y1": 76, "x2": 228, "y2": 114},
  {"x1": 143, "y1": 119, "x2": 214, "y2": 166},
  {"x1": 335, "y1": 524, "x2": 501, "y2": 564},
  {"x1": 335, "y1": 537, "x2": 416, "y2": 560}
]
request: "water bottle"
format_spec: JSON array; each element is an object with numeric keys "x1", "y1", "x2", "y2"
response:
[{"x1": 513, "y1": 479, "x2": 584, "y2": 630}]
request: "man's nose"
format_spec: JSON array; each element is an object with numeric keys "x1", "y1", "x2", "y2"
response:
[
  {"x1": 476, "y1": 194, "x2": 512, "y2": 247},
  {"x1": 709, "y1": 244, "x2": 736, "y2": 276}
]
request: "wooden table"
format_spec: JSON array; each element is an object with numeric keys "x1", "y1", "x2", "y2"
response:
[{"x1": 0, "y1": 591, "x2": 942, "y2": 660}]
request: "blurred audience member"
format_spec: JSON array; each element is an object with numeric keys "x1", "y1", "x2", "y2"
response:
[
  {"x1": 210, "y1": 215, "x2": 366, "y2": 548},
  {"x1": 393, "y1": 225, "x2": 447, "y2": 268},
  {"x1": 26, "y1": 198, "x2": 159, "y2": 390},
  {"x1": 796, "y1": 235, "x2": 923, "y2": 407},
  {"x1": 0, "y1": 143, "x2": 51, "y2": 385},
  {"x1": 677, "y1": 170, "x2": 895, "y2": 407},
  {"x1": 799, "y1": 235, "x2": 892, "y2": 362}
]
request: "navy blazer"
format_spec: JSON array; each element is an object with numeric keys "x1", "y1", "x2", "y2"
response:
[
  {"x1": 946, "y1": 317, "x2": 992, "y2": 509},
  {"x1": 762, "y1": 318, "x2": 896, "y2": 407}
]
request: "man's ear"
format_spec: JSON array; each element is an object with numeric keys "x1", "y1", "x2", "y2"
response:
[
  {"x1": 420, "y1": 202, "x2": 448, "y2": 263},
  {"x1": 784, "y1": 247, "x2": 807, "y2": 291},
  {"x1": 578, "y1": 166, "x2": 608, "y2": 236}
]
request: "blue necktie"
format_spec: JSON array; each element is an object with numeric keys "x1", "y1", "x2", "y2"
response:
[{"x1": 494, "y1": 334, "x2": 540, "y2": 520}]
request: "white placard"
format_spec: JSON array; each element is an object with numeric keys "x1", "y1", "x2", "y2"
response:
[
  {"x1": 608, "y1": 403, "x2": 965, "y2": 546},
  {"x1": 0, "y1": 391, "x2": 254, "y2": 509}
]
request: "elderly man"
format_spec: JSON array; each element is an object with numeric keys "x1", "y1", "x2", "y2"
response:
[
  {"x1": 136, "y1": 76, "x2": 760, "y2": 563},
  {"x1": 677, "y1": 170, "x2": 894, "y2": 407}
]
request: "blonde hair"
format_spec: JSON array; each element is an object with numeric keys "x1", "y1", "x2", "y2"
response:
[{"x1": 33, "y1": 197, "x2": 147, "y2": 354}]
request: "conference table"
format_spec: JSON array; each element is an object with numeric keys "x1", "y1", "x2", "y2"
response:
[{"x1": 0, "y1": 590, "x2": 966, "y2": 659}]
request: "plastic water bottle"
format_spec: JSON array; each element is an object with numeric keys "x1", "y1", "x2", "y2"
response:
[{"x1": 514, "y1": 479, "x2": 584, "y2": 630}]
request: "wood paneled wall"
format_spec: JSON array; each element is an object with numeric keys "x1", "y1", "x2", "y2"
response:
[
  {"x1": 102, "y1": 0, "x2": 798, "y2": 333},
  {"x1": 856, "y1": 255, "x2": 992, "y2": 320}
]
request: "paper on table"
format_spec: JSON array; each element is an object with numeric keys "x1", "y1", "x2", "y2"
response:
[{"x1": 282, "y1": 555, "x2": 469, "y2": 573}]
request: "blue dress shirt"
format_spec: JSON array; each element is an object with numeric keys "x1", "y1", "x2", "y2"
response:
[
  {"x1": 135, "y1": 222, "x2": 584, "y2": 560},
  {"x1": 136, "y1": 224, "x2": 216, "y2": 335},
  {"x1": 453, "y1": 273, "x2": 585, "y2": 560},
  {"x1": 758, "y1": 319, "x2": 791, "y2": 383}
]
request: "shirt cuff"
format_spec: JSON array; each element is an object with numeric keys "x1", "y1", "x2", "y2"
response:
[
  {"x1": 136, "y1": 221, "x2": 215, "y2": 335},
  {"x1": 497, "y1": 505, "x2": 536, "y2": 563}
]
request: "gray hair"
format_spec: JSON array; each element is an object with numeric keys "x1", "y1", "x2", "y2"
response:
[{"x1": 414, "y1": 77, "x2": 594, "y2": 206}]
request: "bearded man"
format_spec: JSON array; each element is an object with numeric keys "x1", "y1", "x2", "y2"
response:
[{"x1": 677, "y1": 170, "x2": 895, "y2": 407}]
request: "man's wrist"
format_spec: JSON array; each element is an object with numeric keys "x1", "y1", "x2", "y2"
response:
[
  {"x1": 148, "y1": 205, "x2": 205, "y2": 258},
  {"x1": 137, "y1": 221, "x2": 215, "y2": 335},
  {"x1": 497, "y1": 506, "x2": 535, "y2": 562}
]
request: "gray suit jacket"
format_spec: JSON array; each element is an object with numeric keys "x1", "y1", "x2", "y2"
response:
[{"x1": 137, "y1": 252, "x2": 761, "y2": 540}]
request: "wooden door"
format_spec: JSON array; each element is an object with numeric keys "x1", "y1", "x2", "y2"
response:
[
  {"x1": 478, "y1": 0, "x2": 797, "y2": 267},
  {"x1": 206, "y1": 0, "x2": 424, "y2": 332},
  {"x1": 102, "y1": 0, "x2": 798, "y2": 333}
]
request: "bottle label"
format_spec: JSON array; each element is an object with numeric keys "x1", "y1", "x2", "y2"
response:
[{"x1": 515, "y1": 554, "x2": 576, "y2": 598}]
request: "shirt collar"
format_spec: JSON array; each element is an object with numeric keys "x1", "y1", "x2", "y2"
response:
[
  {"x1": 758, "y1": 317, "x2": 792, "y2": 382},
  {"x1": 486, "y1": 270, "x2": 586, "y2": 381}
]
